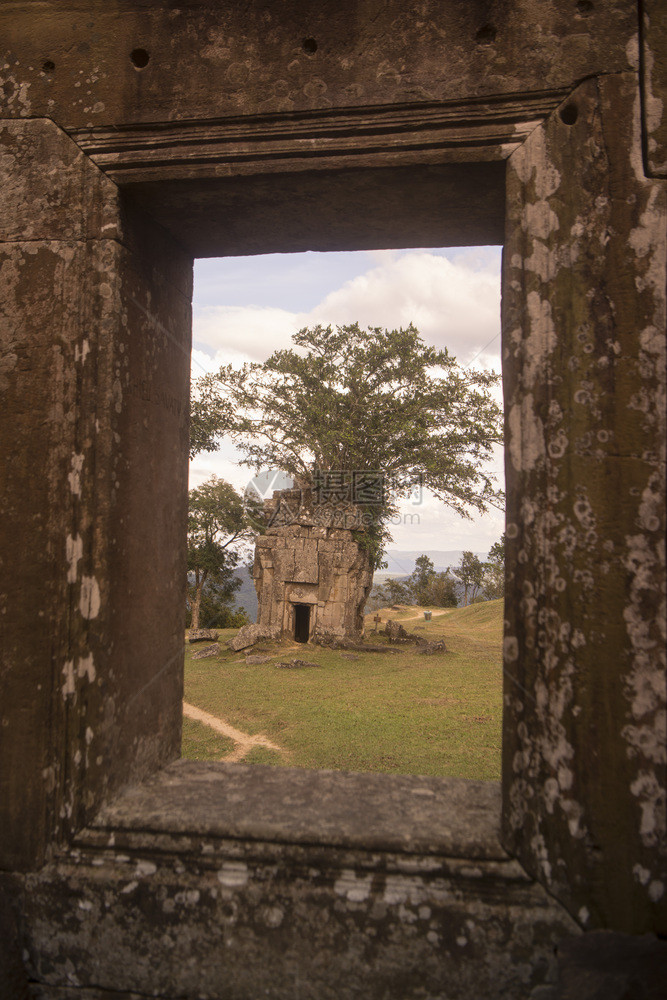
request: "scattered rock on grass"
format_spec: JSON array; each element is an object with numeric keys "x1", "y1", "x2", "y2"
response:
[
  {"x1": 191, "y1": 643, "x2": 220, "y2": 659},
  {"x1": 415, "y1": 640, "x2": 448, "y2": 655},
  {"x1": 324, "y1": 638, "x2": 402, "y2": 654},
  {"x1": 384, "y1": 620, "x2": 426, "y2": 645},
  {"x1": 384, "y1": 620, "x2": 409, "y2": 640},
  {"x1": 275, "y1": 659, "x2": 318, "y2": 669},
  {"x1": 245, "y1": 654, "x2": 273, "y2": 665},
  {"x1": 189, "y1": 629, "x2": 218, "y2": 643},
  {"x1": 228, "y1": 623, "x2": 280, "y2": 651},
  {"x1": 341, "y1": 653, "x2": 359, "y2": 661}
]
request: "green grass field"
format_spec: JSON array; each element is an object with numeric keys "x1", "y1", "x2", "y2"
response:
[
  {"x1": 181, "y1": 716, "x2": 236, "y2": 762},
  {"x1": 182, "y1": 599, "x2": 504, "y2": 779}
]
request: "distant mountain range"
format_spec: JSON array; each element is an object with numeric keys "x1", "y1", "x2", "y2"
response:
[{"x1": 233, "y1": 565, "x2": 258, "y2": 622}]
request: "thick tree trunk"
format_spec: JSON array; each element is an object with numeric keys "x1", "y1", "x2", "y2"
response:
[{"x1": 190, "y1": 573, "x2": 206, "y2": 631}]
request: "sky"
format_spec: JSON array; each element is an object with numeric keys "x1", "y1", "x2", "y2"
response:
[{"x1": 189, "y1": 246, "x2": 505, "y2": 556}]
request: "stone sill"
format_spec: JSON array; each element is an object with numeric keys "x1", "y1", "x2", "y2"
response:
[
  {"x1": 80, "y1": 759, "x2": 509, "y2": 862},
  {"x1": 22, "y1": 763, "x2": 580, "y2": 999}
]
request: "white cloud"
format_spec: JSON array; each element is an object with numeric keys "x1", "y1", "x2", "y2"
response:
[
  {"x1": 307, "y1": 252, "x2": 501, "y2": 367},
  {"x1": 193, "y1": 305, "x2": 302, "y2": 365},
  {"x1": 193, "y1": 250, "x2": 501, "y2": 370}
]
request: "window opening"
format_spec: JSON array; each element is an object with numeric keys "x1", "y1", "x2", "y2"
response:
[{"x1": 186, "y1": 247, "x2": 505, "y2": 779}]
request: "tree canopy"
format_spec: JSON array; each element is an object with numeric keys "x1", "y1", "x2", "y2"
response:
[
  {"x1": 482, "y1": 534, "x2": 505, "y2": 600},
  {"x1": 191, "y1": 323, "x2": 503, "y2": 565},
  {"x1": 187, "y1": 476, "x2": 258, "y2": 631},
  {"x1": 410, "y1": 555, "x2": 437, "y2": 606},
  {"x1": 366, "y1": 554, "x2": 458, "y2": 611},
  {"x1": 454, "y1": 550, "x2": 485, "y2": 606}
]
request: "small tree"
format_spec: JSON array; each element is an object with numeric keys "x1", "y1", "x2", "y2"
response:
[
  {"x1": 483, "y1": 534, "x2": 505, "y2": 600},
  {"x1": 187, "y1": 476, "x2": 257, "y2": 631},
  {"x1": 424, "y1": 569, "x2": 459, "y2": 608},
  {"x1": 185, "y1": 578, "x2": 249, "y2": 630},
  {"x1": 377, "y1": 577, "x2": 413, "y2": 606},
  {"x1": 408, "y1": 555, "x2": 437, "y2": 605},
  {"x1": 454, "y1": 550, "x2": 485, "y2": 606}
]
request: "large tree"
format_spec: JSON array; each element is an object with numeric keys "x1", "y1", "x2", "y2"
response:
[
  {"x1": 187, "y1": 476, "x2": 257, "y2": 631},
  {"x1": 191, "y1": 323, "x2": 503, "y2": 566}
]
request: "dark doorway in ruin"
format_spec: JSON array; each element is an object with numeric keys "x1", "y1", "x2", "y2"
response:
[{"x1": 294, "y1": 604, "x2": 311, "y2": 643}]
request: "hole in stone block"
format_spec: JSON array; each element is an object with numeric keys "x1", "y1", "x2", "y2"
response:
[
  {"x1": 42, "y1": 60, "x2": 55, "y2": 74},
  {"x1": 576, "y1": 0, "x2": 594, "y2": 15},
  {"x1": 302, "y1": 38, "x2": 318, "y2": 53},
  {"x1": 130, "y1": 48, "x2": 150, "y2": 69},
  {"x1": 475, "y1": 24, "x2": 497, "y2": 45},
  {"x1": 559, "y1": 103, "x2": 579, "y2": 126}
]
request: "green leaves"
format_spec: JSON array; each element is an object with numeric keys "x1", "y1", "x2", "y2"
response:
[
  {"x1": 483, "y1": 534, "x2": 505, "y2": 600},
  {"x1": 190, "y1": 323, "x2": 504, "y2": 565},
  {"x1": 453, "y1": 551, "x2": 486, "y2": 606},
  {"x1": 187, "y1": 476, "x2": 249, "y2": 550},
  {"x1": 187, "y1": 476, "x2": 259, "y2": 627}
]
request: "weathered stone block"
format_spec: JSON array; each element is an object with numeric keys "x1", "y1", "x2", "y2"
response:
[
  {"x1": 0, "y1": 119, "x2": 191, "y2": 872},
  {"x1": 188, "y1": 629, "x2": 218, "y2": 643},
  {"x1": 227, "y1": 623, "x2": 280, "y2": 652},
  {"x1": 17, "y1": 762, "x2": 580, "y2": 1000}
]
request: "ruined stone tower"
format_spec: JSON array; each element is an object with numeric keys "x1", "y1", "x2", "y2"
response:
[{"x1": 253, "y1": 488, "x2": 373, "y2": 642}]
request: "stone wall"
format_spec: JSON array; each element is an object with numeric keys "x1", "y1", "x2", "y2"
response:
[
  {"x1": 1, "y1": 1, "x2": 666, "y2": 995},
  {"x1": 502, "y1": 72, "x2": 666, "y2": 934},
  {"x1": 254, "y1": 489, "x2": 373, "y2": 641},
  {"x1": 0, "y1": 118, "x2": 191, "y2": 873}
]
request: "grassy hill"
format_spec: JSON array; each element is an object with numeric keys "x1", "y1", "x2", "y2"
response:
[
  {"x1": 438, "y1": 598, "x2": 505, "y2": 633},
  {"x1": 182, "y1": 599, "x2": 504, "y2": 780}
]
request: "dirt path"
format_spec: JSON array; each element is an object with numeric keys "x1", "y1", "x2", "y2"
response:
[
  {"x1": 396, "y1": 607, "x2": 453, "y2": 622},
  {"x1": 183, "y1": 701, "x2": 286, "y2": 763}
]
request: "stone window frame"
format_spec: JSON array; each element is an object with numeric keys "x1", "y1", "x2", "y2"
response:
[
  {"x1": 86, "y1": 97, "x2": 529, "y2": 810},
  {"x1": 3, "y1": 67, "x2": 664, "y2": 973},
  {"x1": 93, "y1": 73, "x2": 663, "y2": 937},
  {"x1": 61, "y1": 91, "x2": 537, "y2": 846}
]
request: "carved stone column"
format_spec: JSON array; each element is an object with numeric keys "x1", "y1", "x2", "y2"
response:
[
  {"x1": 502, "y1": 74, "x2": 666, "y2": 933},
  {"x1": 0, "y1": 119, "x2": 193, "y2": 869}
]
